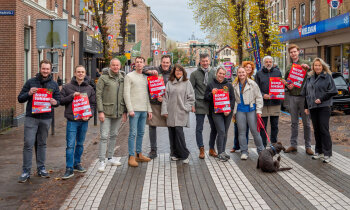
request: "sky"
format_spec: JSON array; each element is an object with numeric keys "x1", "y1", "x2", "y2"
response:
[{"x1": 143, "y1": 0, "x2": 206, "y2": 42}]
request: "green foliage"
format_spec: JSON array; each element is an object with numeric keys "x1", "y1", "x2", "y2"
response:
[
  {"x1": 115, "y1": 55, "x2": 128, "y2": 67},
  {"x1": 147, "y1": 57, "x2": 153, "y2": 65}
]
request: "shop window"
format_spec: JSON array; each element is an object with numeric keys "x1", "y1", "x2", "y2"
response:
[
  {"x1": 310, "y1": 0, "x2": 316, "y2": 23},
  {"x1": 342, "y1": 44, "x2": 350, "y2": 80},
  {"x1": 292, "y1": 8, "x2": 296, "y2": 29},
  {"x1": 300, "y1": 4, "x2": 306, "y2": 26},
  {"x1": 127, "y1": 24, "x2": 136, "y2": 43}
]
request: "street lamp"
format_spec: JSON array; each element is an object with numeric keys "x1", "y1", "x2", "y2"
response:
[{"x1": 117, "y1": 35, "x2": 123, "y2": 55}]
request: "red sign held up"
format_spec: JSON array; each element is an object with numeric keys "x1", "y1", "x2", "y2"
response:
[
  {"x1": 147, "y1": 75, "x2": 166, "y2": 99},
  {"x1": 269, "y1": 77, "x2": 285, "y2": 100},
  {"x1": 287, "y1": 63, "x2": 307, "y2": 88},
  {"x1": 72, "y1": 93, "x2": 92, "y2": 120},
  {"x1": 32, "y1": 88, "x2": 52, "y2": 114},
  {"x1": 213, "y1": 88, "x2": 231, "y2": 113}
]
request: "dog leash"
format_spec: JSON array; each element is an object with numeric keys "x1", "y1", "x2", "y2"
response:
[{"x1": 257, "y1": 115, "x2": 271, "y2": 144}]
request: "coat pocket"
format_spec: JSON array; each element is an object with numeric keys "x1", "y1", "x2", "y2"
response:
[{"x1": 102, "y1": 103, "x2": 115, "y2": 116}]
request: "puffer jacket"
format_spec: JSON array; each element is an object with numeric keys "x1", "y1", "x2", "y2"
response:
[
  {"x1": 232, "y1": 78, "x2": 263, "y2": 114},
  {"x1": 302, "y1": 72, "x2": 338, "y2": 110},
  {"x1": 60, "y1": 77, "x2": 96, "y2": 121},
  {"x1": 255, "y1": 66, "x2": 282, "y2": 106}
]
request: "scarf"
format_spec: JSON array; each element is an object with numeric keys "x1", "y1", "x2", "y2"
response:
[{"x1": 201, "y1": 67, "x2": 210, "y2": 85}]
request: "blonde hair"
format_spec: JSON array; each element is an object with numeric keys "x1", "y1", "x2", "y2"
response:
[
  {"x1": 216, "y1": 66, "x2": 227, "y2": 75},
  {"x1": 310, "y1": 57, "x2": 332, "y2": 76}
]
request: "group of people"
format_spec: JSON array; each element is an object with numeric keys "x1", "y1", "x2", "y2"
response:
[{"x1": 17, "y1": 43, "x2": 337, "y2": 183}]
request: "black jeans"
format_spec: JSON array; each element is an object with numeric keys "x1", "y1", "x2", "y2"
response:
[
  {"x1": 310, "y1": 106, "x2": 332, "y2": 156},
  {"x1": 260, "y1": 116, "x2": 279, "y2": 147},
  {"x1": 195, "y1": 114, "x2": 217, "y2": 149},
  {"x1": 168, "y1": 127, "x2": 190, "y2": 159},
  {"x1": 212, "y1": 113, "x2": 233, "y2": 154}
]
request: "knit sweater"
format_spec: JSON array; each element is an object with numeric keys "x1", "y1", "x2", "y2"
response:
[{"x1": 124, "y1": 71, "x2": 152, "y2": 112}]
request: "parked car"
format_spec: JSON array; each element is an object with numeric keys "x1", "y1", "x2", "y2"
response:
[{"x1": 332, "y1": 73, "x2": 350, "y2": 114}]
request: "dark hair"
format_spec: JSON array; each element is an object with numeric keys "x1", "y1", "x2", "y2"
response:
[
  {"x1": 39, "y1": 59, "x2": 52, "y2": 69},
  {"x1": 161, "y1": 55, "x2": 171, "y2": 61},
  {"x1": 135, "y1": 56, "x2": 145, "y2": 62},
  {"x1": 200, "y1": 53, "x2": 210, "y2": 60},
  {"x1": 288, "y1": 44, "x2": 300, "y2": 53},
  {"x1": 169, "y1": 64, "x2": 188, "y2": 81},
  {"x1": 74, "y1": 65, "x2": 86, "y2": 72}
]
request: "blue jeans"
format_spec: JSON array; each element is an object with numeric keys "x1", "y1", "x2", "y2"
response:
[
  {"x1": 128, "y1": 112, "x2": 147, "y2": 156},
  {"x1": 66, "y1": 120, "x2": 89, "y2": 169},
  {"x1": 195, "y1": 114, "x2": 217, "y2": 149},
  {"x1": 233, "y1": 122, "x2": 249, "y2": 150}
]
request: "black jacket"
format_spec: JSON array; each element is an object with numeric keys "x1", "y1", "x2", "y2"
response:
[
  {"x1": 18, "y1": 73, "x2": 60, "y2": 119},
  {"x1": 60, "y1": 77, "x2": 97, "y2": 121},
  {"x1": 255, "y1": 66, "x2": 282, "y2": 106},
  {"x1": 204, "y1": 78, "x2": 235, "y2": 114},
  {"x1": 302, "y1": 72, "x2": 338, "y2": 110}
]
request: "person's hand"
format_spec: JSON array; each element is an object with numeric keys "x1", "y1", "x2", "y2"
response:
[
  {"x1": 257, "y1": 113, "x2": 261, "y2": 118},
  {"x1": 122, "y1": 113, "x2": 127, "y2": 122},
  {"x1": 148, "y1": 112, "x2": 152, "y2": 120},
  {"x1": 148, "y1": 70, "x2": 158, "y2": 75},
  {"x1": 263, "y1": 94, "x2": 271, "y2": 100},
  {"x1": 301, "y1": 64, "x2": 310, "y2": 70},
  {"x1": 287, "y1": 84, "x2": 294, "y2": 90},
  {"x1": 192, "y1": 106, "x2": 196, "y2": 113},
  {"x1": 73, "y1": 92, "x2": 80, "y2": 97},
  {"x1": 98, "y1": 112, "x2": 105, "y2": 122},
  {"x1": 157, "y1": 96, "x2": 163, "y2": 102},
  {"x1": 232, "y1": 114, "x2": 236, "y2": 121},
  {"x1": 29, "y1": 87, "x2": 38, "y2": 96},
  {"x1": 129, "y1": 111, "x2": 135, "y2": 117},
  {"x1": 82, "y1": 117, "x2": 89, "y2": 121},
  {"x1": 50, "y1": 98, "x2": 57, "y2": 105},
  {"x1": 304, "y1": 109, "x2": 309, "y2": 115},
  {"x1": 163, "y1": 114, "x2": 168, "y2": 118},
  {"x1": 224, "y1": 112, "x2": 230, "y2": 116},
  {"x1": 315, "y1": 99, "x2": 321, "y2": 104}
]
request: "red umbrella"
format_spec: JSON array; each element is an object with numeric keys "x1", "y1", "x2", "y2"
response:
[{"x1": 257, "y1": 115, "x2": 271, "y2": 143}]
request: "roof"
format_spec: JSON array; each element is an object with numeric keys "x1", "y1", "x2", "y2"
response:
[{"x1": 217, "y1": 45, "x2": 234, "y2": 53}]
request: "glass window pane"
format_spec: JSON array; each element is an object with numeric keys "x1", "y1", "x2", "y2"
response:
[{"x1": 127, "y1": 24, "x2": 136, "y2": 43}]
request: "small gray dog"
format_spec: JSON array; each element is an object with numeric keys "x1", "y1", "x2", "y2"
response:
[{"x1": 257, "y1": 142, "x2": 292, "y2": 173}]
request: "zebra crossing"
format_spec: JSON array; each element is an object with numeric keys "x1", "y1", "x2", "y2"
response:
[{"x1": 60, "y1": 147, "x2": 350, "y2": 210}]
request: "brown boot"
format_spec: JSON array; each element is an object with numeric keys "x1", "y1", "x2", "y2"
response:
[
  {"x1": 209, "y1": 148, "x2": 218, "y2": 157},
  {"x1": 284, "y1": 146, "x2": 297, "y2": 153},
  {"x1": 136, "y1": 153, "x2": 151, "y2": 162},
  {"x1": 305, "y1": 148, "x2": 314, "y2": 155},
  {"x1": 128, "y1": 156, "x2": 138, "y2": 167},
  {"x1": 199, "y1": 147, "x2": 205, "y2": 159}
]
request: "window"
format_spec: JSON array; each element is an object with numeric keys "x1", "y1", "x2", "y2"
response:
[
  {"x1": 226, "y1": 49, "x2": 231, "y2": 56},
  {"x1": 24, "y1": 28, "x2": 31, "y2": 81},
  {"x1": 310, "y1": 0, "x2": 316, "y2": 23},
  {"x1": 79, "y1": 0, "x2": 85, "y2": 20},
  {"x1": 282, "y1": 0, "x2": 286, "y2": 23},
  {"x1": 127, "y1": 24, "x2": 136, "y2": 43},
  {"x1": 330, "y1": 7, "x2": 337, "y2": 18},
  {"x1": 292, "y1": 8, "x2": 296, "y2": 29},
  {"x1": 276, "y1": 3, "x2": 280, "y2": 23},
  {"x1": 71, "y1": 41, "x2": 75, "y2": 78},
  {"x1": 63, "y1": 0, "x2": 67, "y2": 11},
  {"x1": 300, "y1": 4, "x2": 306, "y2": 26},
  {"x1": 38, "y1": 0, "x2": 46, "y2": 8},
  {"x1": 72, "y1": 0, "x2": 75, "y2": 16}
]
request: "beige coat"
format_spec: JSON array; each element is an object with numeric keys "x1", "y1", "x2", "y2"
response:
[
  {"x1": 233, "y1": 78, "x2": 263, "y2": 114},
  {"x1": 161, "y1": 78, "x2": 195, "y2": 127}
]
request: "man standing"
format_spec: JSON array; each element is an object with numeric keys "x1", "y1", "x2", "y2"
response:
[
  {"x1": 284, "y1": 44, "x2": 314, "y2": 155},
  {"x1": 96, "y1": 58, "x2": 127, "y2": 172},
  {"x1": 255, "y1": 56, "x2": 282, "y2": 147},
  {"x1": 17, "y1": 59, "x2": 60, "y2": 183},
  {"x1": 124, "y1": 56, "x2": 152, "y2": 167},
  {"x1": 143, "y1": 55, "x2": 172, "y2": 159},
  {"x1": 60, "y1": 65, "x2": 96, "y2": 179},
  {"x1": 190, "y1": 53, "x2": 217, "y2": 159}
]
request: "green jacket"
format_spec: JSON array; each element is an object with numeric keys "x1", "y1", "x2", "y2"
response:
[
  {"x1": 189, "y1": 66, "x2": 216, "y2": 114},
  {"x1": 96, "y1": 70, "x2": 126, "y2": 118},
  {"x1": 285, "y1": 58, "x2": 312, "y2": 96}
]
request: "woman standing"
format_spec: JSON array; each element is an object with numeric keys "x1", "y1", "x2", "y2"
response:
[
  {"x1": 161, "y1": 64, "x2": 195, "y2": 163},
  {"x1": 303, "y1": 58, "x2": 337, "y2": 163},
  {"x1": 233, "y1": 67, "x2": 265, "y2": 160},
  {"x1": 205, "y1": 67, "x2": 235, "y2": 162},
  {"x1": 231, "y1": 61, "x2": 255, "y2": 153}
]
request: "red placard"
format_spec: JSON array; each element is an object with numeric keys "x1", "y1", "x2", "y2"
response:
[
  {"x1": 72, "y1": 93, "x2": 92, "y2": 120},
  {"x1": 287, "y1": 64, "x2": 307, "y2": 88},
  {"x1": 32, "y1": 88, "x2": 52, "y2": 114},
  {"x1": 147, "y1": 75, "x2": 166, "y2": 99},
  {"x1": 213, "y1": 88, "x2": 231, "y2": 113},
  {"x1": 269, "y1": 77, "x2": 285, "y2": 100}
]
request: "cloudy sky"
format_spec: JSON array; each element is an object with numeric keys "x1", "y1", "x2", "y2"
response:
[{"x1": 143, "y1": 0, "x2": 206, "y2": 42}]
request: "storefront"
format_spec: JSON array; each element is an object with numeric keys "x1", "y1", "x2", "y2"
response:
[
  {"x1": 79, "y1": 31, "x2": 102, "y2": 79},
  {"x1": 280, "y1": 12, "x2": 350, "y2": 81}
]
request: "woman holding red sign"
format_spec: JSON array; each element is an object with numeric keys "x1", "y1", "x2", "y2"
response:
[
  {"x1": 161, "y1": 64, "x2": 195, "y2": 163},
  {"x1": 204, "y1": 67, "x2": 235, "y2": 162},
  {"x1": 233, "y1": 67, "x2": 265, "y2": 160}
]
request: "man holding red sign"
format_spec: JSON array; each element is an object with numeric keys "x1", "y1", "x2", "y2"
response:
[
  {"x1": 17, "y1": 59, "x2": 60, "y2": 183},
  {"x1": 60, "y1": 65, "x2": 96, "y2": 179},
  {"x1": 284, "y1": 44, "x2": 313, "y2": 155}
]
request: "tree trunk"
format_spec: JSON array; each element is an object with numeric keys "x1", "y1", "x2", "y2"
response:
[
  {"x1": 93, "y1": 0, "x2": 110, "y2": 66},
  {"x1": 258, "y1": 0, "x2": 271, "y2": 55},
  {"x1": 119, "y1": 0, "x2": 129, "y2": 55}
]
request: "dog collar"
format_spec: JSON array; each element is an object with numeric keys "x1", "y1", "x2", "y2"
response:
[{"x1": 270, "y1": 145, "x2": 277, "y2": 155}]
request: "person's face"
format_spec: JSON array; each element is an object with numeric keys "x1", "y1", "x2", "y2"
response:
[
  {"x1": 40, "y1": 63, "x2": 52, "y2": 78},
  {"x1": 245, "y1": 64, "x2": 253, "y2": 75},
  {"x1": 74, "y1": 67, "x2": 86, "y2": 81},
  {"x1": 264, "y1": 59, "x2": 273, "y2": 70},
  {"x1": 238, "y1": 68, "x2": 247, "y2": 80},
  {"x1": 200, "y1": 57, "x2": 210, "y2": 69},
  {"x1": 110, "y1": 60, "x2": 121, "y2": 73},
  {"x1": 161, "y1": 57, "x2": 171, "y2": 71},
  {"x1": 135, "y1": 58, "x2": 145, "y2": 70},
  {"x1": 289, "y1": 47, "x2": 300, "y2": 61},
  {"x1": 313, "y1": 61, "x2": 323, "y2": 75},
  {"x1": 216, "y1": 69, "x2": 226, "y2": 82},
  {"x1": 175, "y1": 68, "x2": 183, "y2": 79}
]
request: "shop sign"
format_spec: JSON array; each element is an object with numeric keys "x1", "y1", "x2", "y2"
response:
[{"x1": 280, "y1": 12, "x2": 350, "y2": 42}]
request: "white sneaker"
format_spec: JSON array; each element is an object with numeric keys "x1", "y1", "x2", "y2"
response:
[
  {"x1": 323, "y1": 156, "x2": 331, "y2": 163},
  {"x1": 241, "y1": 154, "x2": 248, "y2": 160},
  {"x1": 183, "y1": 158, "x2": 189, "y2": 164},
  {"x1": 97, "y1": 161, "x2": 106, "y2": 173},
  {"x1": 171, "y1": 156, "x2": 179, "y2": 161},
  {"x1": 108, "y1": 157, "x2": 122, "y2": 166},
  {"x1": 312, "y1": 153, "x2": 324, "y2": 160}
]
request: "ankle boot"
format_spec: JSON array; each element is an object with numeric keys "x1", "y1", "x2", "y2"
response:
[
  {"x1": 128, "y1": 156, "x2": 138, "y2": 167},
  {"x1": 199, "y1": 147, "x2": 205, "y2": 159},
  {"x1": 136, "y1": 153, "x2": 151, "y2": 162}
]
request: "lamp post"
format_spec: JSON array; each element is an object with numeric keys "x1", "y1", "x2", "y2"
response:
[{"x1": 117, "y1": 35, "x2": 123, "y2": 55}]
